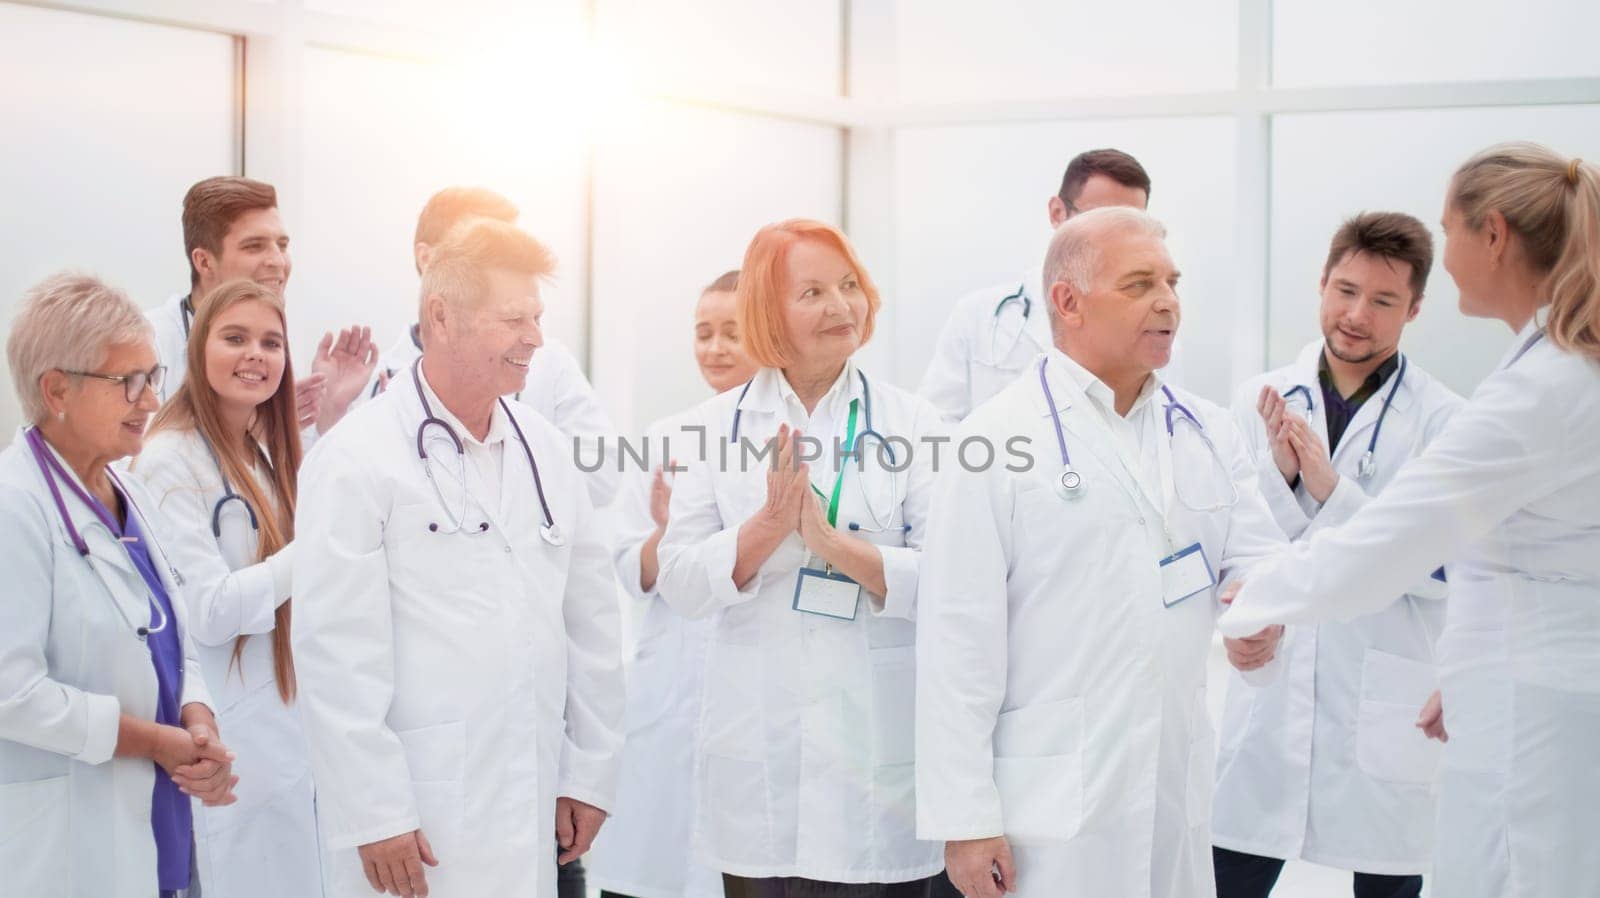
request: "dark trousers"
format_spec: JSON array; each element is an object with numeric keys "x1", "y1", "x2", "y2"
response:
[
  {"x1": 721, "y1": 874, "x2": 936, "y2": 898},
  {"x1": 1213, "y1": 846, "x2": 1422, "y2": 898},
  {"x1": 557, "y1": 849, "x2": 585, "y2": 898},
  {"x1": 928, "y1": 870, "x2": 961, "y2": 898}
]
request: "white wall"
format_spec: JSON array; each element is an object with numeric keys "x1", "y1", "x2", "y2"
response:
[{"x1": 0, "y1": 3, "x2": 236, "y2": 434}]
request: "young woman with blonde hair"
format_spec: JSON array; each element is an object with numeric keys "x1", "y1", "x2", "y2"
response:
[
  {"x1": 1221, "y1": 142, "x2": 1600, "y2": 898},
  {"x1": 134, "y1": 277, "x2": 321, "y2": 897}
]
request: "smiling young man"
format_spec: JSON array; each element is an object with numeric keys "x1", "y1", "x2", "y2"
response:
[
  {"x1": 149, "y1": 176, "x2": 377, "y2": 435},
  {"x1": 1210, "y1": 212, "x2": 1465, "y2": 898}
]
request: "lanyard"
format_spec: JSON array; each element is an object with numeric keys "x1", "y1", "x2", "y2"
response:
[{"x1": 809, "y1": 398, "x2": 860, "y2": 527}]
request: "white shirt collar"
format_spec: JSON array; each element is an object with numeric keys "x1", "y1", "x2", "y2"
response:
[
  {"x1": 415, "y1": 363, "x2": 511, "y2": 448},
  {"x1": 1051, "y1": 348, "x2": 1164, "y2": 418}
]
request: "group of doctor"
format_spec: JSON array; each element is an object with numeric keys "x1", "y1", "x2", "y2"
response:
[{"x1": 1, "y1": 135, "x2": 1597, "y2": 898}]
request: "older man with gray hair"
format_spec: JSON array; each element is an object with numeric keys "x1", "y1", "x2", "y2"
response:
[{"x1": 915, "y1": 207, "x2": 1286, "y2": 898}]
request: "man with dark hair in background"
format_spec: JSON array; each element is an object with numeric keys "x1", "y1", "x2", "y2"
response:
[{"x1": 918, "y1": 148, "x2": 1161, "y2": 422}]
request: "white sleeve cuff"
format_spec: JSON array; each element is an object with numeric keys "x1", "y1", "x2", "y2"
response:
[
  {"x1": 874, "y1": 545, "x2": 919, "y2": 620},
  {"x1": 703, "y1": 526, "x2": 773, "y2": 609},
  {"x1": 73, "y1": 692, "x2": 121, "y2": 765},
  {"x1": 268, "y1": 543, "x2": 295, "y2": 605}
]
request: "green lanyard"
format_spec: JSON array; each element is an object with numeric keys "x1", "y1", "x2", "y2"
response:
[{"x1": 809, "y1": 398, "x2": 859, "y2": 527}]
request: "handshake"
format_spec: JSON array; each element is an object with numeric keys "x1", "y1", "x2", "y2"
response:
[{"x1": 1219, "y1": 580, "x2": 1282, "y2": 673}]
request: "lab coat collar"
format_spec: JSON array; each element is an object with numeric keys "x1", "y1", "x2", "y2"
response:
[
  {"x1": 739, "y1": 357, "x2": 863, "y2": 419},
  {"x1": 1049, "y1": 347, "x2": 1165, "y2": 420},
  {"x1": 1289, "y1": 339, "x2": 1415, "y2": 415},
  {"x1": 16, "y1": 428, "x2": 184, "y2": 625},
  {"x1": 1031, "y1": 352, "x2": 1165, "y2": 518},
  {"x1": 1020, "y1": 267, "x2": 1052, "y2": 348},
  {"x1": 412, "y1": 361, "x2": 512, "y2": 448}
]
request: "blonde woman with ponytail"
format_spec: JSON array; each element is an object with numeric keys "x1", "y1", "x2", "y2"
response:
[
  {"x1": 1219, "y1": 141, "x2": 1600, "y2": 898},
  {"x1": 134, "y1": 278, "x2": 322, "y2": 897}
]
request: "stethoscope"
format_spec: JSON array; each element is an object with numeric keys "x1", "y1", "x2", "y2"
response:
[
  {"x1": 179, "y1": 295, "x2": 195, "y2": 340},
  {"x1": 411, "y1": 359, "x2": 563, "y2": 546},
  {"x1": 990, "y1": 284, "x2": 1040, "y2": 361},
  {"x1": 26, "y1": 427, "x2": 171, "y2": 637},
  {"x1": 197, "y1": 436, "x2": 260, "y2": 538},
  {"x1": 1037, "y1": 356, "x2": 1239, "y2": 512},
  {"x1": 730, "y1": 370, "x2": 907, "y2": 533},
  {"x1": 1283, "y1": 355, "x2": 1408, "y2": 481}
]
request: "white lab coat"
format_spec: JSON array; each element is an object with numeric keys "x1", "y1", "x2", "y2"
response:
[
  {"x1": 918, "y1": 270, "x2": 1185, "y2": 422},
  {"x1": 1220, "y1": 322, "x2": 1600, "y2": 898},
  {"x1": 361, "y1": 327, "x2": 620, "y2": 505},
  {"x1": 0, "y1": 428, "x2": 213, "y2": 898},
  {"x1": 916, "y1": 349, "x2": 1284, "y2": 898},
  {"x1": 148, "y1": 291, "x2": 192, "y2": 404},
  {"x1": 1212, "y1": 340, "x2": 1463, "y2": 874},
  {"x1": 656, "y1": 361, "x2": 946, "y2": 883},
  {"x1": 291, "y1": 370, "x2": 625, "y2": 897},
  {"x1": 589, "y1": 409, "x2": 723, "y2": 898},
  {"x1": 133, "y1": 429, "x2": 322, "y2": 898},
  {"x1": 917, "y1": 271, "x2": 1052, "y2": 422}
]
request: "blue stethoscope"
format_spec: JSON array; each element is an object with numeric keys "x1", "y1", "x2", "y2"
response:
[
  {"x1": 26, "y1": 427, "x2": 172, "y2": 637},
  {"x1": 197, "y1": 436, "x2": 260, "y2": 538},
  {"x1": 1037, "y1": 356, "x2": 1239, "y2": 511},
  {"x1": 1283, "y1": 354, "x2": 1408, "y2": 481},
  {"x1": 179, "y1": 294, "x2": 196, "y2": 340},
  {"x1": 730, "y1": 369, "x2": 906, "y2": 532},
  {"x1": 991, "y1": 284, "x2": 1037, "y2": 360},
  {"x1": 411, "y1": 358, "x2": 563, "y2": 546}
]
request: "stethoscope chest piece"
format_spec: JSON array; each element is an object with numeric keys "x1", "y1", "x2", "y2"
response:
[
  {"x1": 540, "y1": 523, "x2": 565, "y2": 547},
  {"x1": 1057, "y1": 466, "x2": 1085, "y2": 499},
  {"x1": 1357, "y1": 450, "x2": 1376, "y2": 481}
]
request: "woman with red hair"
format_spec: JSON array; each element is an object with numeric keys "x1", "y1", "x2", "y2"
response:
[{"x1": 656, "y1": 220, "x2": 947, "y2": 898}]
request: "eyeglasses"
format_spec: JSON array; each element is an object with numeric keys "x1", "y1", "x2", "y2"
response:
[{"x1": 60, "y1": 365, "x2": 167, "y2": 402}]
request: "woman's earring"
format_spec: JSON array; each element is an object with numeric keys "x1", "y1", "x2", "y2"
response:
[{"x1": 56, "y1": 410, "x2": 65, "y2": 421}]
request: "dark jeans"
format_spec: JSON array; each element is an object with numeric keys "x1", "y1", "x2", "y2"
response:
[
  {"x1": 722, "y1": 874, "x2": 936, "y2": 898},
  {"x1": 1213, "y1": 846, "x2": 1422, "y2": 898},
  {"x1": 928, "y1": 870, "x2": 962, "y2": 898}
]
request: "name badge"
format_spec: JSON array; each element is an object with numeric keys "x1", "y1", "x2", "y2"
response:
[
  {"x1": 793, "y1": 561, "x2": 861, "y2": 620},
  {"x1": 1159, "y1": 542, "x2": 1215, "y2": 608}
]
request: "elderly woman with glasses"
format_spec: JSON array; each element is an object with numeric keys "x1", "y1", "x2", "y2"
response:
[{"x1": 0, "y1": 273, "x2": 237, "y2": 898}]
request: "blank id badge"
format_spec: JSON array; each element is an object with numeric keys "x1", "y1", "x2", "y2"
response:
[
  {"x1": 1159, "y1": 542, "x2": 1216, "y2": 608},
  {"x1": 793, "y1": 559, "x2": 861, "y2": 621}
]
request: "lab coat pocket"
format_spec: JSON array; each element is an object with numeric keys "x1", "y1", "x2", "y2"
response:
[
  {"x1": 1356, "y1": 650, "x2": 1441, "y2": 785},
  {"x1": 991, "y1": 697, "x2": 1085, "y2": 842},
  {"x1": 870, "y1": 646, "x2": 917, "y2": 766},
  {"x1": 699, "y1": 643, "x2": 764, "y2": 762},
  {"x1": 0, "y1": 775, "x2": 69, "y2": 897},
  {"x1": 397, "y1": 721, "x2": 466, "y2": 860}
]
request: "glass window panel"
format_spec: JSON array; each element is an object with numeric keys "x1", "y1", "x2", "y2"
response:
[
  {"x1": 0, "y1": 4, "x2": 236, "y2": 434},
  {"x1": 596, "y1": 0, "x2": 841, "y2": 98},
  {"x1": 1273, "y1": 0, "x2": 1600, "y2": 88},
  {"x1": 894, "y1": 0, "x2": 1238, "y2": 102},
  {"x1": 591, "y1": 100, "x2": 842, "y2": 431},
  {"x1": 1269, "y1": 105, "x2": 1600, "y2": 396},
  {"x1": 892, "y1": 117, "x2": 1238, "y2": 402},
  {"x1": 294, "y1": 46, "x2": 589, "y2": 374}
]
